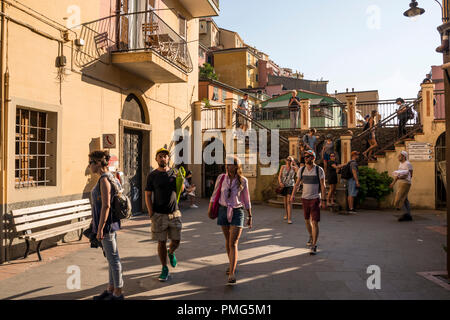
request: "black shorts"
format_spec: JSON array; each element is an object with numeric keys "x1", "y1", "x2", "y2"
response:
[
  {"x1": 281, "y1": 186, "x2": 293, "y2": 196},
  {"x1": 327, "y1": 175, "x2": 338, "y2": 185}
]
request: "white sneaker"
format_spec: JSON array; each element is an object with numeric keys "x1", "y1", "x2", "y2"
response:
[{"x1": 190, "y1": 204, "x2": 199, "y2": 209}]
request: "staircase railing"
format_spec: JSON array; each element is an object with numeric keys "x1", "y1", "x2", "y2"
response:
[
  {"x1": 351, "y1": 99, "x2": 422, "y2": 163},
  {"x1": 234, "y1": 110, "x2": 289, "y2": 145}
]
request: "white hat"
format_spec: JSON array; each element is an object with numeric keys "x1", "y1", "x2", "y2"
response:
[{"x1": 400, "y1": 151, "x2": 408, "y2": 159}]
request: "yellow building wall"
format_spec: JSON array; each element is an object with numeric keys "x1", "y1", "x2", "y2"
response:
[
  {"x1": 369, "y1": 122, "x2": 445, "y2": 209},
  {"x1": 214, "y1": 51, "x2": 247, "y2": 89},
  {"x1": 3, "y1": 0, "x2": 198, "y2": 206}
]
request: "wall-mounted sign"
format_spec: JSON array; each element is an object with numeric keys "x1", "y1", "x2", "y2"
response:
[
  {"x1": 409, "y1": 154, "x2": 433, "y2": 161},
  {"x1": 103, "y1": 134, "x2": 116, "y2": 149},
  {"x1": 408, "y1": 142, "x2": 433, "y2": 161}
]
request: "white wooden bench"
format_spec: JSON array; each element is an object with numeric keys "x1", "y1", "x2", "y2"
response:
[{"x1": 10, "y1": 199, "x2": 92, "y2": 261}]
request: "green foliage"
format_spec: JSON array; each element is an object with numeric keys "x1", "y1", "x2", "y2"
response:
[
  {"x1": 202, "y1": 98, "x2": 211, "y2": 107},
  {"x1": 277, "y1": 159, "x2": 286, "y2": 174},
  {"x1": 357, "y1": 166, "x2": 393, "y2": 202},
  {"x1": 199, "y1": 63, "x2": 218, "y2": 80}
]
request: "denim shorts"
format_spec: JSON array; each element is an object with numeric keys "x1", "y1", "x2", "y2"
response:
[
  {"x1": 347, "y1": 178, "x2": 359, "y2": 197},
  {"x1": 217, "y1": 206, "x2": 245, "y2": 227}
]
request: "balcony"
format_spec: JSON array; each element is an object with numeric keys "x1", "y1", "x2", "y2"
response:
[
  {"x1": 178, "y1": 0, "x2": 219, "y2": 18},
  {"x1": 76, "y1": 10, "x2": 193, "y2": 83}
]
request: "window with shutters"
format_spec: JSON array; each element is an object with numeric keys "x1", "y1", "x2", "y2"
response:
[
  {"x1": 179, "y1": 15, "x2": 187, "y2": 39},
  {"x1": 15, "y1": 108, "x2": 56, "y2": 188}
]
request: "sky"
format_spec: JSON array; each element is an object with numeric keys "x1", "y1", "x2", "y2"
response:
[{"x1": 213, "y1": 0, "x2": 443, "y2": 100}]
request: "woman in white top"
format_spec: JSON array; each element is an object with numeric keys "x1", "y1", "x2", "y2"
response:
[{"x1": 277, "y1": 156, "x2": 298, "y2": 224}]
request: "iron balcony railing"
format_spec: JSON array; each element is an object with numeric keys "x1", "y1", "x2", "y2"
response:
[{"x1": 75, "y1": 10, "x2": 193, "y2": 73}]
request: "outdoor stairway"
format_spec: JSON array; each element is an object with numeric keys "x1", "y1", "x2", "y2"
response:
[
  {"x1": 268, "y1": 191, "x2": 303, "y2": 209},
  {"x1": 367, "y1": 128, "x2": 425, "y2": 173}
]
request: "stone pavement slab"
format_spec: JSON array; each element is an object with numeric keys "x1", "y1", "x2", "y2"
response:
[{"x1": 0, "y1": 199, "x2": 448, "y2": 300}]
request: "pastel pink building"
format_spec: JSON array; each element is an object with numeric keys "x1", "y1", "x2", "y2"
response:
[{"x1": 430, "y1": 65, "x2": 445, "y2": 119}]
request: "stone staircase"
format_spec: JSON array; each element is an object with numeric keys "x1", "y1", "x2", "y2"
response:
[{"x1": 267, "y1": 191, "x2": 303, "y2": 208}]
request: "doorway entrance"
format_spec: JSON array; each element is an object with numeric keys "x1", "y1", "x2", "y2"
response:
[
  {"x1": 435, "y1": 132, "x2": 446, "y2": 209},
  {"x1": 123, "y1": 129, "x2": 143, "y2": 214}
]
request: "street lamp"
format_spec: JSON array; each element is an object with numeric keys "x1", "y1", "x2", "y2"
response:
[{"x1": 403, "y1": 0, "x2": 425, "y2": 17}]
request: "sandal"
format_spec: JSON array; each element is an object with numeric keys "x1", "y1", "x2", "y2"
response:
[
  {"x1": 227, "y1": 276, "x2": 236, "y2": 285},
  {"x1": 288, "y1": 220, "x2": 293, "y2": 224}
]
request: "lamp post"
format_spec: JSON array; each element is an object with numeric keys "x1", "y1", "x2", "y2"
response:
[{"x1": 405, "y1": 0, "x2": 449, "y2": 279}]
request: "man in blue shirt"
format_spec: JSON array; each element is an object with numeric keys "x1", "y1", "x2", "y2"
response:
[{"x1": 302, "y1": 128, "x2": 318, "y2": 153}]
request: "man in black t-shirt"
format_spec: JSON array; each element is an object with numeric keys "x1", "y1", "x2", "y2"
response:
[{"x1": 145, "y1": 148, "x2": 184, "y2": 282}]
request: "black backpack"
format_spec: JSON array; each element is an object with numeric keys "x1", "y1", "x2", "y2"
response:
[
  {"x1": 406, "y1": 106, "x2": 414, "y2": 120},
  {"x1": 340, "y1": 160, "x2": 356, "y2": 180},
  {"x1": 102, "y1": 174, "x2": 132, "y2": 221}
]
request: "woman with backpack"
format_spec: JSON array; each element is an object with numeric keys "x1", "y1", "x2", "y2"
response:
[
  {"x1": 88, "y1": 150, "x2": 124, "y2": 300},
  {"x1": 278, "y1": 156, "x2": 298, "y2": 224}
]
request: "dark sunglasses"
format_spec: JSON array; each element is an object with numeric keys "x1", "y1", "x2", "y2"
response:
[
  {"x1": 304, "y1": 155, "x2": 313, "y2": 159},
  {"x1": 330, "y1": 155, "x2": 336, "y2": 157}
]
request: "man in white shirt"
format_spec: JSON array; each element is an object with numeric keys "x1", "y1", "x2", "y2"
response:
[
  {"x1": 390, "y1": 151, "x2": 413, "y2": 221},
  {"x1": 237, "y1": 94, "x2": 249, "y2": 132}
]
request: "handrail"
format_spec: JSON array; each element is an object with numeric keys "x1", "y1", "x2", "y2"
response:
[
  {"x1": 234, "y1": 110, "x2": 289, "y2": 144},
  {"x1": 352, "y1": 101, "x2": 418, "y2": 141},
  {"x1": 373, "y1": 125, "x2": 423, "y2": 156}
]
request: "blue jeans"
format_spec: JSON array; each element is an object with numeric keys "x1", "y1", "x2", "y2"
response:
[
  {"x1": 101, "y1": 232, "x2": 123, "y2": 289},
  {"x1": 347, "y1": 178, "x2": 359, "y2": 198},
  {"x1": 217, "y1": 206, "x2": 245, "y2": 227}
]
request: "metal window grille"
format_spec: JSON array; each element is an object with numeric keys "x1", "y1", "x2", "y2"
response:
[{"x1": 15, "y1": 108, "x2": 51, "y2": 188}]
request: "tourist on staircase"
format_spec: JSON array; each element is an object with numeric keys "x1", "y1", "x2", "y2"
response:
[
  {"x1": 362, "y1": 110, "x2": 378, "y2": 161},
  {"x1": 396, "y1": 98, "x2": 408, "y2": 139}
]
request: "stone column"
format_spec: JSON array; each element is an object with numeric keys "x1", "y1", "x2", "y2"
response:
[
  {"x1": 191, "y1": 101, "x2": 204, "y2": 196},
  {"x1": 299, "y1": 99, "x2": 311, "y2": 130},
  {"x1": 340, "y1": 134, "x2": 352, "y2": 165},
  {"x1": 420, "y1": 82, "x2": 435, "y2": 131},
  {"x1": 225, "y1": 98, "x2": 236, "y2": 130},
  {"x1": 345, "y1": 95, "x2": 358, "y2": 128},
  {"x1": 288, "y1": 136, "x2": 301, "y2": 161}
]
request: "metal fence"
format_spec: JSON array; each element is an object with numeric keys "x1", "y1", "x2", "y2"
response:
[
  {"x1": 76, "y1": 10, "x2": 193, "y2": 73},
  {"x1": 355, "y1": 98, "x2": 418, "y2": 127},
  {"x1": 251, "y1": 104, "x2": 346, "y2": 130},
  {"x1": 201, "y1": 106, "x2": 226, "y2": 130}
]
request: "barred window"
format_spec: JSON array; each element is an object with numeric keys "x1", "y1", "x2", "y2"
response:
[{"x1": 15, "y1": 108, "x2": 52, "y2": 188}]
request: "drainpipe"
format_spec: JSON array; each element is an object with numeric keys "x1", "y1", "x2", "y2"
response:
[{"x1": 0, "y1": 0, "x2": 6, "y2": 264}]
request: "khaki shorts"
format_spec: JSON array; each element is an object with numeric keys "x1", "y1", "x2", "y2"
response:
[{"x1": 151, "y1": 210, "x2": 182, "y2": 242}]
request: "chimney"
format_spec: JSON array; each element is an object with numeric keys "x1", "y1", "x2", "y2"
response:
[
  {"x1": 352, "y1": 88, "x2": 354, "y2": 92},
  {"x1": 346, "y1": 88, "x2": 348, "y2": 93},
  {"x1": 335, "y1": 90, "x2": 337, "y2": 94}
]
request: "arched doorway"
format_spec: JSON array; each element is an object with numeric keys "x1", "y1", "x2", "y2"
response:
[
  {"x1": 435, "y1": 132, "x2": 446, "y2": 209},
  {"x1": 120, "y1": 94, "x2": 151, "y2": 215},
  {"x1": 203, "y1": 137, "x2": 225, "y2": 198}
]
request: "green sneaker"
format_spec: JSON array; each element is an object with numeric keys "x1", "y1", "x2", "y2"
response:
[
  {"x1": 168, "y1": 249, "x2": 177, "y2": 268},
  {"x1": 159, "y1": 266, "x2": 169, "y2": 282}
]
